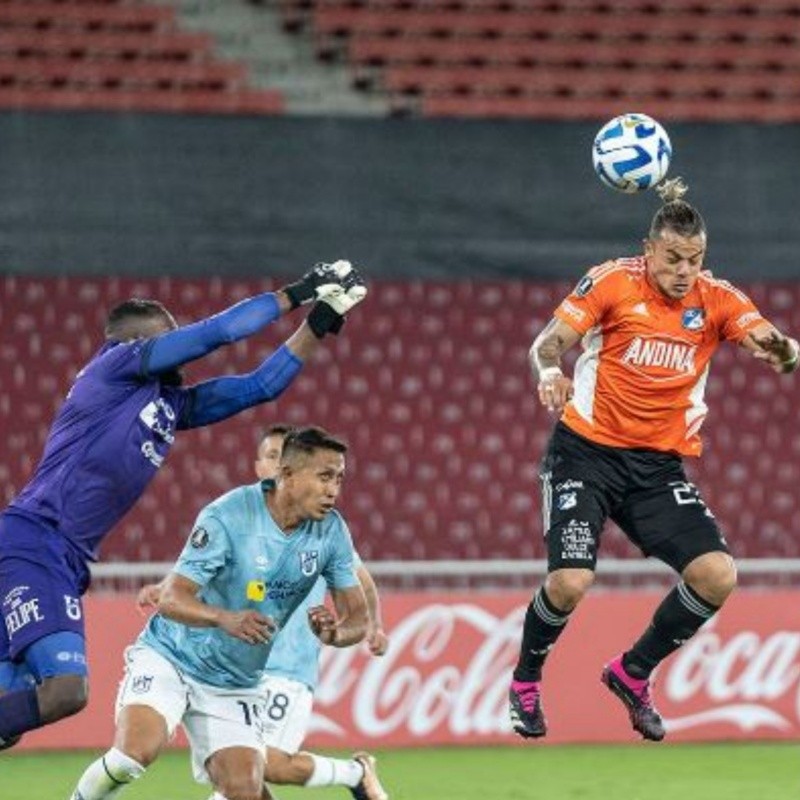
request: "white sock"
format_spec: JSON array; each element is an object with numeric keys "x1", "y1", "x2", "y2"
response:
[
  {"x1": 70, "y1": 747, "x2": 146, "y2": 800},
  {"x1": 304, "y1": 754, "x2": 364, "y2": 788}
]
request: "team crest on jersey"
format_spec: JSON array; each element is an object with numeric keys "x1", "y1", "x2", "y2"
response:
[
  {"x1": 299, "y1": 551, "x2": 320, "y2": 577},
  {"x1": 557, "y1": 492, "x2": 577, "y2": 511},
  {"x1": 574, "y1": 275, "x2": 594, "y2": 297},
  {"x1": 64, "y1": 595, "x2": 82, "y2": 621},
  {"x1": 681, "y1": 308, "x2": 705, "y2": 330}
]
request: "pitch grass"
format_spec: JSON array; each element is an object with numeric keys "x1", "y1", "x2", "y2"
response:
[{"x1": 3, "y1": 742, "x2": 797, "y2": 800}]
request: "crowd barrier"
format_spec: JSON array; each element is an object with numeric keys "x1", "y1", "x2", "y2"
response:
[{"x1": 18, "y1": 589, "x2": 800, "y2": 750}]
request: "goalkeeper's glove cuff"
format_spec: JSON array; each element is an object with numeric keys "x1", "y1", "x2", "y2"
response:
[
  {"x1": 307, "y1": 302, "x2": 345, "y2": 339},
  {"x1": 283, "y1": 282, "x2": 311, "y2": 310}
]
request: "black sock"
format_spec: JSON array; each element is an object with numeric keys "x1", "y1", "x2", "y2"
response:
[
  {"x1": 513, "y1": 586, "x2": 572, "y2": 682},
  {"x1": 623, "y1": 581, "x2": 719, "y2": 679}
]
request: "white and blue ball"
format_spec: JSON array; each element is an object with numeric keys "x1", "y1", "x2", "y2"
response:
[{"x1": 592, "y1": 113, "x2": 672, "y2": 194}]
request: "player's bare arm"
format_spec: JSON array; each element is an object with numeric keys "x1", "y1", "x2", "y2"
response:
[
  {"x1": 309, "y1": 585, "x2": 368, "y2": 647},
  {"x1": 740, "y1": 322, "x2": 800, "y2": 374},
  {"x1": 158, "y1": 573, "x2": 275, "y2": 645},
  {"x1": 529, "y1": 318, "x2": 582, "y2": 412},
  {"x1": 356, "y1": 565, "x2": 389, "y2": 656}
]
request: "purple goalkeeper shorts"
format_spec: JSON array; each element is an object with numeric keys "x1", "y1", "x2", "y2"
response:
[{"x1": 0, "y1": 513, "x2": 90, "y2": 661}]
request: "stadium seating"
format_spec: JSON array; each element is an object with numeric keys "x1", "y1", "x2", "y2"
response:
[
  {"x1": 2, "y1": 275, "x2": 799, "y2": 563},
  {"x1": 279, "y1": 0, "x2": 800, "y2": 119},
  {"x1": 0, "y1": 0, "x2": 284, "y2": 114},
  {"x1": 4, "y1": 0, "x2": 800, "y2": 119}
]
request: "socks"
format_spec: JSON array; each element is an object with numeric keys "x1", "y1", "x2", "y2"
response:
[
  {"x1": 0, "y1": 687, "x2": 41, "y2": 740},
  {"x1": 513, "y1": 587, "x2": 572, "y2": 682},
  {"x1": 304, "y1": 754, "x2": 364, "y2": 788},
  {"x1": 624, "y1": 581, "x2": 719, "y2": 679},
  {"x1": 70, "y1": 748, "x2": 145, "y2": 800}
]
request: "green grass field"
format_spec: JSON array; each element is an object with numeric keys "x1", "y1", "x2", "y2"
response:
[{"x1": 3, "y1": 743, "x2": 797, "y2": 800}]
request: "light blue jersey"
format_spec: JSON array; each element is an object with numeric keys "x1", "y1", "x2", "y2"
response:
[
  {"x1": 139, "y1": 481, "x2": 358, "y2": 688},
  {"x1": 264, "y1": 551, "x2": 363, "y2": 691}
]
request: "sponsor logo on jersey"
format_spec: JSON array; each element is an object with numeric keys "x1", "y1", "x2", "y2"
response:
[
  {"x1": 56, "y1": 650, "x2": 87, "y2": 665},
  {"x1": 139, "y1": 398, "x2": 176, "y2": 444},
  {"x1": 560, "y1": 519, "x2": 594, "y2": 562},
  {"x1": 620, "y1": 336, "x2": 698, "y2": 377},
  {"x1": 263, "y1": 579, "x2": 300, "y2": 601},
  {"x1": 632, "y1": 302, "x2": 649, "y2": 316},
  {"x1": 681, "y1": 308, "x2": 705, "y2": 330},
  {"x1": 556, "y1": 479, "x2": 584, "y2": 491},
  {"x1": 246, "y1": 580, "x2": 267, "y2": 602},
  {"x1": 141, "y1": 441, "x2": 164, "y2": 468}
]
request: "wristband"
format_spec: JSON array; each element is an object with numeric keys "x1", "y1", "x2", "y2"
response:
[{"x1": 538, "y1": 367, "x2": 563, "y2": 383}]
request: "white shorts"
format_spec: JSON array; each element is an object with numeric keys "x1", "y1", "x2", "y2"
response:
[
  {"x1": 258, "y1": 673, "x2": 313, "y2": 755},
  {"x1": 116, "y1": 645, "x2": 268, "y2": 783}
]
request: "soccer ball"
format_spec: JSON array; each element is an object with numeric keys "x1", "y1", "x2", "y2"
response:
[{"x1": 592, "y1": 113, "x2": 672, "y2": 194}]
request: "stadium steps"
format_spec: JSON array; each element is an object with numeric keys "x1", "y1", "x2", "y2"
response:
[{"x1": 160, "y1": 0, "x2": 389, "y2": 115}]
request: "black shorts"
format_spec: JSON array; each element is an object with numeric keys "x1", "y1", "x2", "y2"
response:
[{"x1": 540, "y1": 423, "x2": 730, "y2": 573}]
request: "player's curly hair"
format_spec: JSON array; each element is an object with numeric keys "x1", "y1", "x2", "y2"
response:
[{"x1": 648, "y1": 177, "x2": 706, "y2": 241}]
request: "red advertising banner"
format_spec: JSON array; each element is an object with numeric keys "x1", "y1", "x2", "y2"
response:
[{"x1": 19, "y1": 590, "x2": 800, "y2": 750}]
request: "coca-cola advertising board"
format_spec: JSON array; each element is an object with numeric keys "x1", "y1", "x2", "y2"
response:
[{"x1": 19, "y1": 590, "x2": 800, "y2": 750}]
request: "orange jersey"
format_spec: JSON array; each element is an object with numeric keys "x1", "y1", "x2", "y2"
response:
[{"x1": 554, "y1": 256, "x2": 765, "y2": 456}]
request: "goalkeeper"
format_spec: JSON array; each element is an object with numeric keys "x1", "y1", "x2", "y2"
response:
[{"x1": 0, "y1": 261, "x2": 367, "y2": 749}]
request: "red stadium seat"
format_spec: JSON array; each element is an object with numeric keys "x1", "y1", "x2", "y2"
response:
[
  {"x1": 0, "y1": 2, "x2": 176, "y2": 33},
  {"x1": 0, "y1": 29, "x2": 214, "y2": 62},
  {"x1": 0, "y1": 0, "x2": 285, "y2": 114},
  {"x1": 3, "y1": 277, "x2": 799, "y2": 562},
  {"x1": 292, "y1": 0, "x2": 800, "y2": 120}
]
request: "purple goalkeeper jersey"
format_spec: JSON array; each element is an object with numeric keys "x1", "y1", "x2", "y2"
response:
[{"x1": 6, "y1": 339, "x2": 189, "y2": 561}]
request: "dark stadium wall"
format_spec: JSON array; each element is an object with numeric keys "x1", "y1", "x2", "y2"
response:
[{"x1": 0, "y1": 111, "x2": 797, "y2": 281}]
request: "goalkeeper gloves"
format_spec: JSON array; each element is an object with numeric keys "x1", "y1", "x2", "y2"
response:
[
  {"x1": 307, "y1": 269, "x2": 368, "y2": 338},
  {"x1": 283, "y1": 260, "x2": 359, "y2": 309}
]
